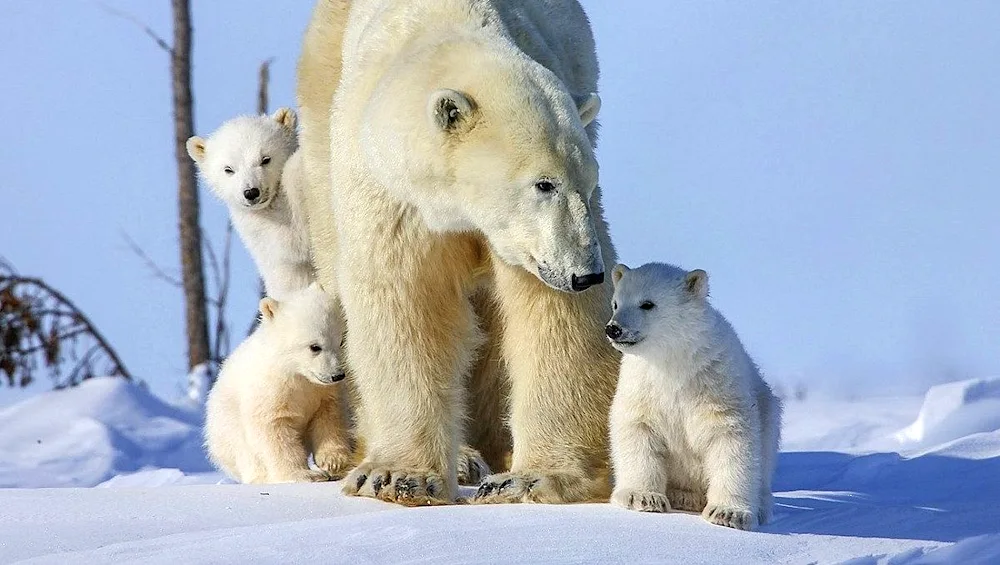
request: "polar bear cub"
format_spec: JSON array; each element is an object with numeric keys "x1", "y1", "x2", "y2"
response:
[
  {"x1": 187, "y1": 108, "x2": 312, "y2": 301},
  {"x1": 605, "y1": 263, "x2": 781, "y2": 530},
  {"x1": 204, "y1": 283, "x2": 347, "y2": 484}
]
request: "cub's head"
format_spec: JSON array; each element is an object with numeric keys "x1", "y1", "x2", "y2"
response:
[
  {"x1": 605, "y1": 263, "x2": 710, "y2": 355},
  {"x1": 187, "y1": 108, "x2": 298, "y2": 211},
  {"x1": 257, "y1": 283, "x2": 346, "y2": 386},
  {"x1": 360, "y1": 42, "x2": 605, "y2": 293}
]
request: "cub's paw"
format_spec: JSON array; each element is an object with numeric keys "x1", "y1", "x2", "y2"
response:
[
  {"x1": 471, "y1": 471, "x2": 593, "y2": 504},
  {"x1": 611, "y1": 489, "x2": 671, "y2": 513},
  {"x1": 703, "y1": 502, "x2": 758, "y2": 531},
  {"x1": 665, "y1": 489, "x2": 707, "y2": 512},
  {"x1": 281, "y1": 469, "x2": 331, "y2": 483},
  {"x1": 457, "y1": 445, "x2": 490, "y2": 486},
  {"x1": 342, "y1": 462, "x2": 449, "y2": 506},
  {"x1": 312, "y1": 445, "x2": 353, "y2": 480}
]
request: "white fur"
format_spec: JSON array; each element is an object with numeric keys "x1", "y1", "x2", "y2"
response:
[
  {"x1": 606, "y1": 263, "x2": 782, "y2": 530},
  {"x1": 332, "y1": 0, "x2": 606, "y2": 293},
  {"x1": 296, "y1": 0, "x2": 622, "y2": 505},
  {"x1": 187, "y1": 109, "x2": 314, "y2": 301},
  {"x1": 204, "y1": 283, "x2": 347, "y2": 484}
]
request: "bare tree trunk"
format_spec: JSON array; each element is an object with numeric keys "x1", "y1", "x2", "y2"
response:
[
  {"x1": 258, "y1": 58, "x2": 273, "y2": 116},
  {"x1": 171, "y1": 0, "x2": 210, "y2": 372},
  {"x1": 248, "y1": 58, "x2": 274, "y2": 336}
]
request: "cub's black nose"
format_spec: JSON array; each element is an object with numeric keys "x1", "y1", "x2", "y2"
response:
[
  {"x1": 571, "y1": 272, "x2": 604, "y2": 292},
  {"x1": 330, "y1": 372, "x2": 346, "y2": 383},
  {"x1": 244, "y1": 187, "x2": 261, "y2": 201},
  {"x1": 605, "y1": 323, "x2": 623, "y2": 340}
]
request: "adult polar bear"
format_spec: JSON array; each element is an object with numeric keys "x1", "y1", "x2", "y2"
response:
[{"x1": 297, "y1": 0, "x2": 620, "y2": 504}]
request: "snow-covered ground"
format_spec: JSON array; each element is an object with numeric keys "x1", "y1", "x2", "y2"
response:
[{"x1": 2, "y1": 377, "x2": 999, "y2": 564}]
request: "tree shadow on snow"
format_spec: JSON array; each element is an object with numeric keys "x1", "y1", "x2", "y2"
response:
[{"x1": 759, "y1": 450, "x2": 1000, "y2": 542}]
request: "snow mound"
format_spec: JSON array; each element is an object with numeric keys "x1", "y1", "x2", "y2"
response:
[
  {"x1": 0, "y1": 377, "x2": 213, "y2": 488},
  {"x1": 894, "y1": 377, "x2": 1000, "y2": 450}
]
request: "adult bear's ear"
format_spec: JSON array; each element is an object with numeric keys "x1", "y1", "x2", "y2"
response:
[
  {"x1": 612, "y1": 263, "x2": 629, "y2": 284},
  {"x1": 259, "y1": 297, "x2": 279, "y2": 322},
  {"x1": 684, "y1": 269, "x2": 709, "y2": 299},
  {"x1": 573, "y1": 92, "x2": 601, "y2": 127},
  {"x1": 272, "y1": 107, "x2": 298, "y2": 131},
  {"x1": 429, "y1": 89, "x2": 477, "y2": 133},
  {"x1": 186, "y1": 136, "x2": 206, "y2": 163}
]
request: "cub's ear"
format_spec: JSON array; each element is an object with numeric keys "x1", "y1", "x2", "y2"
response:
[
  {"x1": 186, "y1": 136, "x2": 206, "y2": 163},
  {"x1": 684, "y1": 269, "x2": 709, "y2": 299},
  {"x1": 573, "y1": 92, "x2": 601, "y2": 127},
  {"x1": 429, "y1": 89, "x2": 476, "y2": 133},
  {"x1": 612, "y1": 263, "x2": 629, "y2": 284},
  {"x1": 259, "y1": 297, "x2": 279, "y2": 322},
  {"x1": 307, "y1": 280, "x2": 328, "y2": 295},
  {"x1": 272, "y1": 107, "x2": 298, "y2": 131}
]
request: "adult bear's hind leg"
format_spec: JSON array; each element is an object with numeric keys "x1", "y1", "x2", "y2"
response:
[{"x1": 464, "y1": 287, "x2": 512, "y2": 475}]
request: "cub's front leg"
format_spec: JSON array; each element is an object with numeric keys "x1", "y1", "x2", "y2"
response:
[
  {"x1": 245, "y1": 411, "x2": 328, "y2": 484},
  {"x1": 696, "y1": 408, "x2": 761, "y2": 531},
  {"x1": 608, "y1": 392, "x2": 670, "y2": 513},
  {"x1": 306, "y1": 390, "x2": 354, "y2": 480}
]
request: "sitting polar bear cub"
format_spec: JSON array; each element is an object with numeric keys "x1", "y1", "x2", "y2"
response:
[
  {"x1": 204, "y1": 283, "x2": 347, "y2": 484},
  {"x1": 187, "y1": 108, "x2": 312, "y2": 301},
  {"x1": 605, "y1": 263, "x2": 782, "y2": 531}
]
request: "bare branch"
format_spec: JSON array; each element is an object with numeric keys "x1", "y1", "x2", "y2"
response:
[
  {"x1": 121, "y1": 231, "x2": 182, "y2": 288},
  {"x1": 1, "y1": 266, "x2": 134, "y2": 388},
  {"x1": 96, "y1": 2, "x2": 172, "y2": 54}
]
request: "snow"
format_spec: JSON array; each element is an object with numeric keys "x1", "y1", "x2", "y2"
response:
[
  {"x1": 1, "y1": 376, "x2": 999, "y2": 564},
  {"x1": 894, "y1": 377, "x2": 1000, "y2": 450},
  {"x1": 0, "y1": 377, "x2": 213, "y2": 488}
]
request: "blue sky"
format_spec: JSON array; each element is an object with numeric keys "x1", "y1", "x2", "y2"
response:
[{"x1": 2, "y1": 1, "x2": 998, "y2": 401}]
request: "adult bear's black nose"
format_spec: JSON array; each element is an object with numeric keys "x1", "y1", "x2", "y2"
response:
[
  {"x1": 605, "y1": 323, "x2": 623, "y2": 340},
  {"x1": 571, "y1": 272, "x2": 604, "y2": 292},
  {"x1": 244, "y1": 187, "x2": 261, "y2": 201}
]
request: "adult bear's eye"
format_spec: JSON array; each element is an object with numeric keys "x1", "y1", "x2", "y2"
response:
[
  {"x1": 261, "y1": 156, "x2": 271, "y2": 166},
  {"x1": 640, "y1": 301, "x2": 656, "y2": 311},
  {"x1": 224, "y1": 166, "x2": 235, "y2": 175},
  {"x1": 612, "y1": 301, "x2": 617, "y2": 310},
  {"x1": 309, "y1": 343, "x2": 322, "y2": 353},
  {"x1": 535, "y1": 179, "x2": 557, "y2": 193}
]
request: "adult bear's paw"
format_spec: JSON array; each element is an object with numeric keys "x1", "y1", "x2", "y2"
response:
[
  {"x1": 457, "y1": 445, "x2": 490, "y2": 486},
  {"x1": 471, "y1": 470, "x2": 595, "y2": 504},
  {"x1": 342, "y1": 461, "x2": 450, "y2": 506}
]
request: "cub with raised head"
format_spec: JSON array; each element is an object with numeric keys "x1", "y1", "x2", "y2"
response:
[
  {"x1": 204, "y1": 283, "x2": 352, "y2": 483},
  {"x1": 187, "y1": 108, "x2": 312, "y2": 301},
  {"x1": 606, "y1": 263, "x2": 781, "y2": 530}
]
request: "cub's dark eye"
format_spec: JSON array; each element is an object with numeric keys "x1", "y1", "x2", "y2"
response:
[
  {"x1": 261, "y1": 156, "x2": 271, "y2": 166},
  {"x1": 224, "y1": 166, "x2": 234, "y2": 175},
  {"x1": 535, "y1": 179, "x2": 557, "y2": 193},
  {"x1": 640, "y1": 301, "x2": 656, "y2": 311},
  {"x1": 612, "y1": 301, "x2": 618, "y2": 310},
  {"x1": 309, "y1": 344, "x2": 322, "y2": 353}
]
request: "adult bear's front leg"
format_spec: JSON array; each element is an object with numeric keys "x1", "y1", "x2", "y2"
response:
[
  {"x1": 337, "y1": 224, "x2": 483, "y2": 505},
  {"x1": 473, "y1": 257, "x2": 620, "y2": 504}
]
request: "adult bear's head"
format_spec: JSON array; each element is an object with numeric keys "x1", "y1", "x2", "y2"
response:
[{"x1": 359, "y1": 39, "x2": 605, "y2": 293}]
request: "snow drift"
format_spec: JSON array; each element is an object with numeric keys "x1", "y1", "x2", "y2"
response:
[
  {"x1": 0, "y1": 377, "x2": 213, "y2": 488},
  {"x1": 894, "y1": 376, "x2": 1000, "y2": 450}
]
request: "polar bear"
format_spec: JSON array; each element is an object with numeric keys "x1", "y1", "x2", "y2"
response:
[
  {"x1": 204, "y1": 283, "x2": 353, "y2": 483},
  {"x1": 297, "y1": 0, "x2": 620, "y2": 505},
  {"x1": 186, "y1": 108, "x2": 313, "y2": 301},
  {"x1": 605, "y1": 263, "x2": 782, "y2": 530}
]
